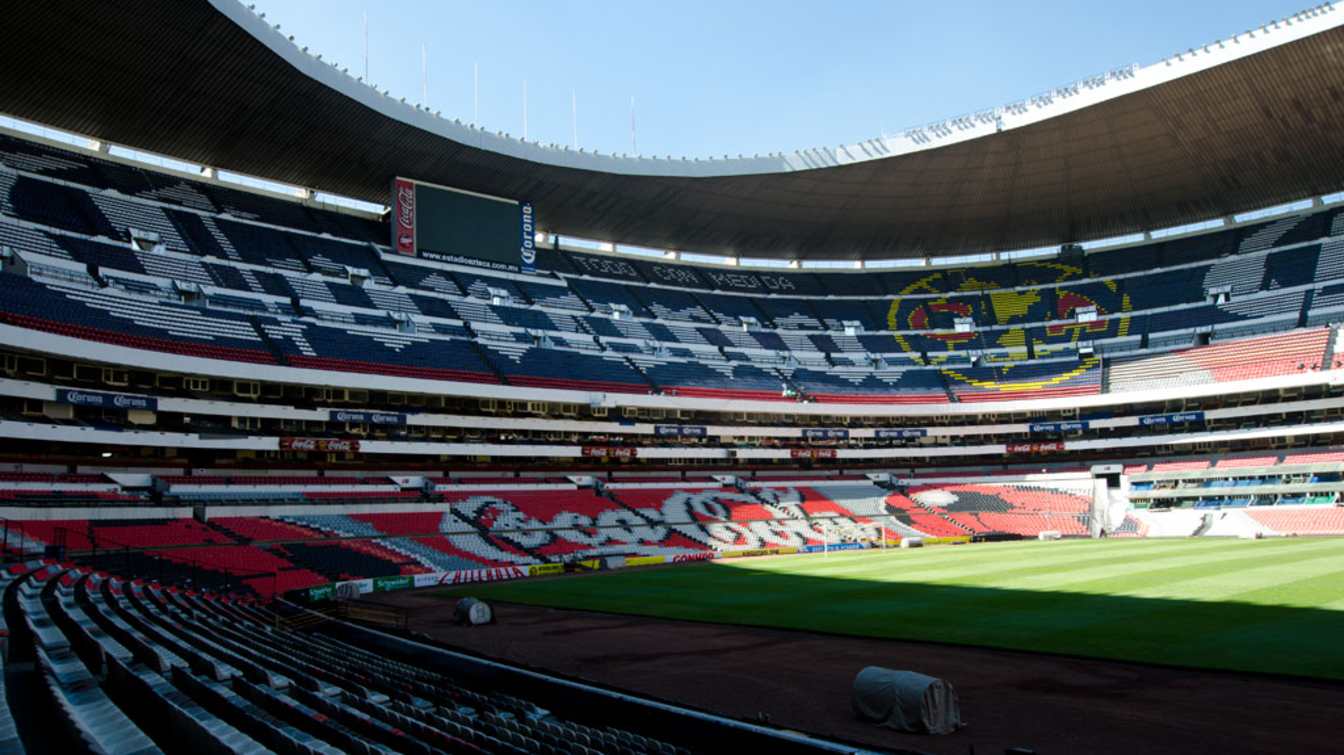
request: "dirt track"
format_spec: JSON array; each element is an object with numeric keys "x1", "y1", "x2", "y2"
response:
[{"x1": 373, "y1": 590, "x2": 1343, "y2": 754}]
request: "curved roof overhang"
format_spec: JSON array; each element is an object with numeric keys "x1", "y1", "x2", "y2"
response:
[{"x1": 3, "y1": 1, "x2": 1344, "y2": 260}]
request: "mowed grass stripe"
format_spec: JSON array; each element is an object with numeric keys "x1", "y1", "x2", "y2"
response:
[
  {"x1": 1227, "y1": 567, "x2": 1344, "y2": 607},
  {"x1": 1107, "y1": 543, "x2": 1344, "y2": 603},
  {"x1": 443, "y1": 538, "x2": 1344, "y2": 679},
  {"x1": 893, "y1": 541, "x2": 1273, "y2": 589},
  {"x1": 1053, "y1": 539, "x2": 1344, "y2": 600},
  {"x1": 758, "y1": 539, "x2": 1230, "y2": 587}
]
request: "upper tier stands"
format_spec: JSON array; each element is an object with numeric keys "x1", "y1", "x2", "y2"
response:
[
  {"x1": 2, "y1": 131, "x2": 1343, "y2": 403},
  {"x1": 1109, "y1": 328, "x2": 1332, "y2": 391}
]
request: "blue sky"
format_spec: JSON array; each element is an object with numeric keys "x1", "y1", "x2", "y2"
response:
[{"x1": 251, "y1": 0, "x2": 1310, "y2": 159}]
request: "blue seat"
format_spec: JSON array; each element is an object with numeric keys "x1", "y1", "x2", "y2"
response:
[{"x1": 568, "y1": 278, "x2": 650, "y2": 317}]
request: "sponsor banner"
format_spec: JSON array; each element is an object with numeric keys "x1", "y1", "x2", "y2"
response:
[
  {"x1": 875, "y1": 428, "x2": 927, "y2": 440},
  {"x1": 527, "y1": 563, "x2": 564, "y2": 577},
  {"x1": 412, "y1": 566, "x2": 529, "y2": 587},
  {"x1": 519, "y1": 201, "x2": 536, "y2": 273},
  {"x1": 330, "y1": 410, "x2": 407, "y2": 426},
  {"x1": 307, "y1": 584, "x2": 335, "y2": 602},
  {"x1": 802, "y1": 428, "x2": 849, "y2": 441},
  {"x1": 801, "y1": 542, "x2": 867, "y2": 554},
  {"x1": 393, "y1": 177, "x2": 416, "y2": 256},
  {"x1": 411, "y1": 573, "x2": 443, "y2": 589},
  {"x1": 570, "y1": 559, "x2": 602, "y2": 572},
  {"x1": 279, "y1": 437, "x2": 360, "y2": 453},
  {"x1": 654, "y1": 424, "x2": 708, "y2": 438},
  {"x1": 923, "y1": 536, "x2": 973, "y2": 545},
  {"x1": 55, "y1": 389, "x2": 157, "y2": 411},
  {"x1": 1138, "y1": 411, "x2": 1205, "y2": 427},
  {"x1": 581, "y1": 446, "x2": 638, "y2": 458},
  {"x1": 1006, "y1": 441, "x2": 1065, "y2": 454},
  {"x1": 372, "y1": 575, "x2": 413, "y2": 593},
  {"x1": 335, "y1": 578, "x2": 374, "y2": 598},
  {"x1": 624, "y1": 555, "x2": 668, "y2": 568},
  {"x1": 719, "y1": 546, "x2": 799, "y2": 559},
  {"x1": 670, "y1": 552, "x2": 715, "y2": 564},
  {"x1": 790, "y1": 448, "x2": 838, "y2": 459},
  {"x1": 1028, "y1": 420, "x2": 1089, "y2": 433}
]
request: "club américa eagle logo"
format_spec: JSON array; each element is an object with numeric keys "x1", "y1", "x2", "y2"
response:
[{"x1": 886, "y1": 262, "x2": 1131, "y2": 392}]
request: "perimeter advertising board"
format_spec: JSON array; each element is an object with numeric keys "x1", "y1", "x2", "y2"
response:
[{"x1": 55, "y1": 389, "x2": 156, "y2": 411}]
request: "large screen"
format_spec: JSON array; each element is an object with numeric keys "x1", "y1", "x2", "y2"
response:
[{"x1": 392, "y1": 177, "x2": 535, "y2": 272}]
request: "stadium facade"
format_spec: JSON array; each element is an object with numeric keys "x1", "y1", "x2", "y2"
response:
[{"x1": 2, "y1": 2, "x2": 1344, "y2": 753}]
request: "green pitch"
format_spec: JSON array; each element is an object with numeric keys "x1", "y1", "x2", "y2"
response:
[{"x1": 443, "y1": 538, "x2": 1344, "y2": 679}]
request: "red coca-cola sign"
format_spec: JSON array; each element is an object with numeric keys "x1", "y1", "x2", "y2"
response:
[
  {"x1": 581, "y1": 446, "x2": 638, "y2": 458},
  {"x1": 279, "y1": 437, "x2": 361, "y2": 453},
  {"x1": 789, "y1": 448, "x2": 838, "y2": 459},
  {"x1": 393, "y1": 177, "x2": 416, "y2": 256}
]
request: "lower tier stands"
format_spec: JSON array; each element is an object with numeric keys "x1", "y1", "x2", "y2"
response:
[
  {"x1": 1, "y1": 563, "x2": 694, "y2": 754},
  {"x1": 3, "y1": 484, "x2": 904, "y2": 596},
  {"x1": 885, "y1": 482, "x2": 1094, "y2": 537},
  {"x1": 0, "y1": 472, "x2": 144, "y2": 505},
  {"x1": 1245, "y1": 507, "x2": 1344, "y2": 535},
  {"x1": 1125, "y1": 448, "x2": 1344, "y2": 474}
]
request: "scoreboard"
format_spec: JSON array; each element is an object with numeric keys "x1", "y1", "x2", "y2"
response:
[{"x1": 391, "y1": 177, "x2": 535, "y2": 272}]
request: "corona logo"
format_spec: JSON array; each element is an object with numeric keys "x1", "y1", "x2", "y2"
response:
[{"x1": 886, "y1": 262, "x2": 1131, "y2": 392}]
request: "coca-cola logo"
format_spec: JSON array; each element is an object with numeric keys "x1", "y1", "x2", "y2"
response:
[
  {"x1": 393, "y1": 180, "x2": 416, "y2": 255},
  {"x1": 279, "y1": 437, "x2": 359, "y2": 452},
  {"x1": 441, "y1": 488, "x2": 882, "y2": 562},
  {"x1": 396, "y1": 186, "x2": 415, "y2": 230}
]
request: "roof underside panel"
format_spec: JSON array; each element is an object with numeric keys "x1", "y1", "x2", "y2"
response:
[{"x1": 4, "y1": 1, "x2": 1344, "y2": 259}]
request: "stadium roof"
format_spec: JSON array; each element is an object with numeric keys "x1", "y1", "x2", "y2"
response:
[{"x1": 4, "y1": 1, "x2": 1344, "y2": 260}]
